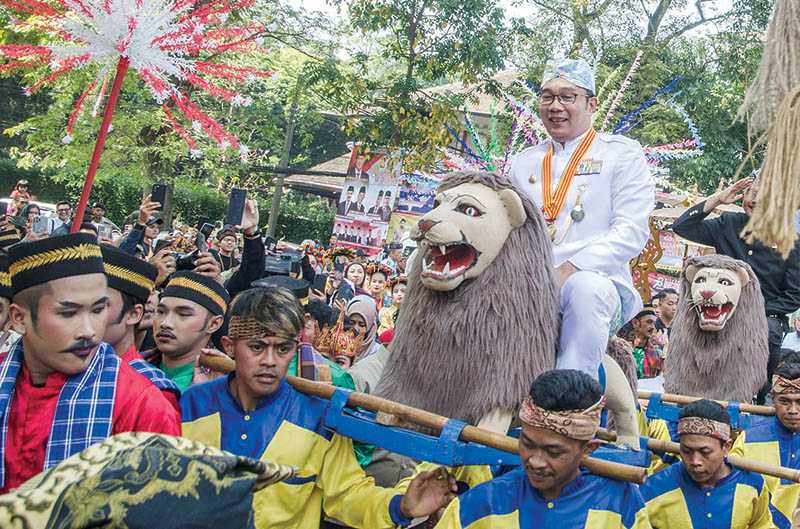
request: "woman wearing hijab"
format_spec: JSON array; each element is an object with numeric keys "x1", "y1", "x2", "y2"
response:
[{"x1": 344, "y1": 295, "x2": 385, "y2": 361}]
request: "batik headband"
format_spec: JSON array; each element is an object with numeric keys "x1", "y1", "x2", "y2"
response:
[
  {"x1": 227, "y1": 316, "x2": 297, "y2": 342},
  {"x1": 772, "y1": 375, "x2": 800, "y2": 395},
  {"x1": 677, "y1": 417, "x2": 731, "y2": 442},
  {"x1": 519, "y1": 396, "x2": 605, "y2": 441}
]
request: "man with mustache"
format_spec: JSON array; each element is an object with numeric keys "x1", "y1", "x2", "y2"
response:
[
  {"x1": 433, "y1": 369, "x2": 650, "y2": 528},
  {"x1": 145, "y1": 271, "x2": 228, "y2": 391},
  {"x1": 181, "y1": 286, "x2": 457, "y2": 529},
  {"x1": 509, "y1": 58, "x2": 654, "y2": 378},
  {"x1": 643, "y1": 399, "x2": 773, "y2": 529},
  {"x1": 672, "y1": 175, "x2": 800, "y2": 403},
  {"x1": 101, "y1": 244, "x2": 180, "y2": 411},
  {"x1": 0, "y1": 233, "x2": 179, "y2": 493}
]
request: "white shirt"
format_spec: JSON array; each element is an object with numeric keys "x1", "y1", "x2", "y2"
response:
[
  {"x1": 783, "y1": 332, "x2": 800, "y2": 352},
  {"x1": 509, "y1": 130, "x2": 655, "y2": 322}
]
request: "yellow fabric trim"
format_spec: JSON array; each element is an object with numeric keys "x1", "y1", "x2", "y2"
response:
[
  {"x1": 730, "y1": 482, "x2": 759, "y2": 528},
  {"x1": 646, "y1": 488, "x2": 692, "y2": 529},
  {"x1": 0, "y1": 233, "x2": 18, "y2": 242},
  {"x1": 9, "y1": 243, "x2": 102, "y2": 278},
  {"x1": 738, "y1": 435, "x2": 799, "y2": 522},
  {"x1": 104, "y1": 263, "x2": 154, "y2": 293},
  {"x1": 181, "y1": 413, "x2": 221, "y2": 449},
  {"x1": 466, "y1": 511, "x2": 520, "y2": 529},
  {"x1": 256, "y1": 422, "x2": 328, "y2": 529},
  {"x1": 585, "y1": 510, "x2": 623, "y2": 528},
  {"x1": 0, "y1": 272, "x2": 9, "y2": 288},
  {"x1": 169, "y1": 276, "x2": 227, "y2": 313}
]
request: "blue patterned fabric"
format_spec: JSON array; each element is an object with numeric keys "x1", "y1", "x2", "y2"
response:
[
  {"x1": 0, "y1": 342, "x2": 120, "y2": 488},
  {"x1": 129, "y1": 358, "x2": 180, "y2": 398},
  {"x1": 541, "y1": 58, "x2": 596, "y2": 93}
]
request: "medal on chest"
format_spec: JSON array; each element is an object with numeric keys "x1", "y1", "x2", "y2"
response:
[{"x1": 541, "y1": 131, "x2": 597, "y2": 241}]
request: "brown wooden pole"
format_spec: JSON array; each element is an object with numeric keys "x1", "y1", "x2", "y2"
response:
[
  {"x1": 598, "y1": 427, "x2": 800, "y2": 483},
  {"x1": 637, "y1": 390, "x2": 775, "y2": 416},
  {"x1": 199, "y1": 354, "x2": 647, "y2": 483}
]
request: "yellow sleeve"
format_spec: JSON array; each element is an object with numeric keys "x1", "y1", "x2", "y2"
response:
[
  {"x1": 316, "y1": 433, "x2": 401, "y2": 529},
  {"x1": 749, "y1": 483, "x2": 777, "y2": 529},
  {"x1": 729, "y1": 430, "x2": 746, "y2": 458},
  {"x1": 433, "y1": 497, "x2": 463, "y2": 529},
  {"x1": 646, "y1": 419, "x2": 675, "y2": 475},
  {"x1": 632, "y1": 506, "x2": 654, "y2": 529},
  {"x1": 394, "y1": 462, "x2": 494, "y2": 494}
]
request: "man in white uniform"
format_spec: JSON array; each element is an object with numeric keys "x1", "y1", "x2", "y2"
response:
[{"x1": 509, "y1": 58, "x2": 655, "y2": 377}]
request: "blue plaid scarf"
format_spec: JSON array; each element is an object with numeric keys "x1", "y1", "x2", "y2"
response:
[
  {"x1": 129, "y1": 359, "x2": 180, "y2": 398},
  {"x1": 0, "y1": 341, "x2": 119, "y2": 488}
]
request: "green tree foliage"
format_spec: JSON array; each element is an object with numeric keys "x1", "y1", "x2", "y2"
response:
[{"x1": 309, "y1": 0, "x2": 510, "y2": 169}]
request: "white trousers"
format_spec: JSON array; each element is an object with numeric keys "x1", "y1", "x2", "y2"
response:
[{"x1": 556, "y1": 271, "x2": 621, "y2": 378}]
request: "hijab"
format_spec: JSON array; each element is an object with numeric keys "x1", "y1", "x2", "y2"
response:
[{"x1": 345, "y1": 295, "x2": 379, "y2": 357}]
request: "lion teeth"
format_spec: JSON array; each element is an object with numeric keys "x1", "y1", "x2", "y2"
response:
[
  {"x1": 439, "y1": 245, "x2": 447, "y2": 255},
  {"x1": 443, "y1": 262, "x2": 451, "y2": 275}
]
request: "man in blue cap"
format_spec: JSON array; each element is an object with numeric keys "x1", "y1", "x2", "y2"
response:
[{"x1": 509, "y1": 58, "x2": 654, "y2": 378}]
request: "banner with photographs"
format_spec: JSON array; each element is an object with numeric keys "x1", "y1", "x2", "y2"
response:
[{"x1": 332, "y1": 147, "x2": 400, "y2": 257}]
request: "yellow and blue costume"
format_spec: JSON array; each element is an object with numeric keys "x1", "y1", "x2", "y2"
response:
[
  {"x1": 433, "y1": 467, "x2": 651, "y2": 529},
  {"x1": 181, "y1": 376, "x2": 408, "y2": 529},
  {"x1": 730, "y1": 416, "x2": 799, "y2": 528},
  {"x1": 641, "y1": 462, "x2": 774, "y2": 529}
]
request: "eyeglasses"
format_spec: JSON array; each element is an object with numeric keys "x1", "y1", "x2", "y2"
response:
[{"x1": 539, "y1": 93, "x2": 590, "y2": 106}]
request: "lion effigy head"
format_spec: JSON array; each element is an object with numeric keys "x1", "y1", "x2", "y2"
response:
[
  {"x1": 375, "y1": 171, "x2": 560, "y2": 426},
  {"x1": 412, "y1": 180, "x2": 527, "y2": 291},
  {"x1": 685, "y1": 262, "x2": 750, "y2": 331},
  {"x1": 664, "y1": 254, "x2": 768, "y2": 402}
]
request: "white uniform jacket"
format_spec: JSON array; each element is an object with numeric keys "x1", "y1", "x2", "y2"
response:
[{"x1": 508, "y1": 130, "x2": 655, "y2": 323}]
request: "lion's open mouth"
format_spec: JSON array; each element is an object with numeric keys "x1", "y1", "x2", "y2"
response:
[
  {"x1": 695, "y1": 301, "x2": 734, "y2": 327},
  {"x1": 421, "y1": 243, "x2": 478, "y2": 280}
]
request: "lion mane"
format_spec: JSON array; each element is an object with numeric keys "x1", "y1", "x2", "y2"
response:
[
  {"x1": 375, "y1": 171, "x2": 560, "y2": 425},
  {"x1": 664, "y1": 254, "x2": 768, "y2": 402}
]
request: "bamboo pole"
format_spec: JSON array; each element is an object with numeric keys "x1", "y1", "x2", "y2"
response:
[
  {"x1": 200, "y1": 354, "x2": 647, "y2": 484},
  {"x1": 598, "y1": 428, "x2": 800, "y2": 483},
  {"x1": 637, "y1": 390, "x2": 775, "y2": 416}
]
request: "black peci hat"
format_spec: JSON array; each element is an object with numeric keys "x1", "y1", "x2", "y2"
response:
[
  {"x1": 101, "y1": 244, "x2": 158, "y2": 304},
  {"x1": 162, "y1": 271, "x2": 230, "y2": 316},
  {"x1": 8, "y1": 233, "x2": 104, "y2": 296}
]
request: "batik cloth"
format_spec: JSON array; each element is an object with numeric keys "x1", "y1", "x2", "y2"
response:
[
  {"x1": 433, "y1": 467, "x2": 650, "y2": 529},
  {"x1": 677, "y1": 416, "x2": 732, "y2": 443},
  {"x1": 642, "y1": 462, "x2": 774, "y2": 529},
  {"x1": 0, "y1": 432, "x2": 294, "y2": 529},
  {"x1": 0, "y1": 341, "x2": 118, "y2": 489},
  {"x1": 519, "y1": 396, "x2": 604, "y2": 441},
  {"x1": 541, "y1": 58, "x2": 596, "y2": 93},
  {"x1": 772, "y1": 375, "x2": 800, "y2": 395}
]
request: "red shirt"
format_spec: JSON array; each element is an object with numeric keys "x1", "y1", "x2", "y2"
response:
[
  {"x1": 1, "y1": 355, "x2": 180, "y2": 493},
  {"x1": 120, "y1": 345, "x2": 181, "y2": 413}
]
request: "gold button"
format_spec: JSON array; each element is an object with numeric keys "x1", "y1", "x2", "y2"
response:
[
  {"x1": 244, "y1": 415, "x2": 251, "y2": 421},
  {"x1": 547, "y1": 502, "x2": 554, "y2": 509},
  {"x1": 240, "y1": 433, "x2": 247, "y2": 440}
]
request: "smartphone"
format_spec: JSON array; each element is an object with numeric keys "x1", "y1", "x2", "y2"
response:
[
  {"x1": 195, "y1": 232, "x2": 208, "y2": 253},
  {"x1": 199, "y1": 222, "x2": 214, "y2": 239},
  {"x1": 312, "y1": 273, "x2": 328, "y2": 293},
  {"x1": 151, "y1": 183, "x2": 168, "y2": 209},
  {"x1": 97, "y1": 223, "x2": 112, "y2": 240},
  {"x1": 32, "y1": 215, "x2": 51, "y2": 236},
  {"x1": 225, "y1": 188, "x2": 247, "y2": 227}
]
